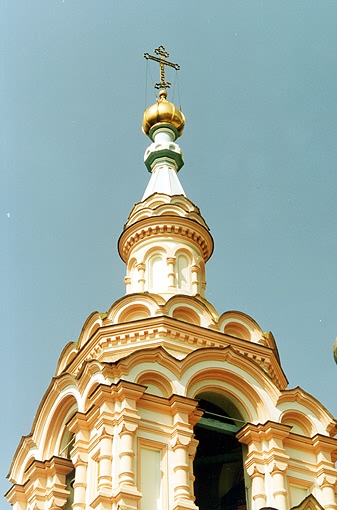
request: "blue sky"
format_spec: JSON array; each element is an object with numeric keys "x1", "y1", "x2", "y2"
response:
[{"x1": 1, "y1": 0, "x2": 336, "y2": 503}]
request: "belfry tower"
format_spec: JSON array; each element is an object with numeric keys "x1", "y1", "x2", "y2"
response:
[{"x1": 6, "y1": 47, "x2": 337, "y2": 510}]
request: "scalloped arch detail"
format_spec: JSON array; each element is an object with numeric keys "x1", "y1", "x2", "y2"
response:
[
  {"x1": 136, "y1": 370, "x2": 173, "y2": 397},
  {"x1": 118, "y1": 304, "x2": 151, "y2": 323},
  {"x1": 106, "y1": 293, "x2": 166, "y2": 323},
  {"x1": 166, "y1": 295, "x2": 218, "y2": 328},
  {"x1": 77, "y1": 311, "x2": 104, "y2": 350},
  {"x1": 172, "y1": 306, "x2": 200, "y2": 325},
  {"x1": 218, "y1": 310, "x2": 264, "y2": 343},
  {"x1": 56, "y1": 341, "x2": 78, "y2": 376},
  {"x1": 186, "y1": 369, "x2": 263, "y2": 422},
  {"x1": 186, "y1": 367, "x2": 265, "y2": 423},
  {"x1": 277, "y1": 387, "x2": 336, "y2": 436},
  {"x1": 39, "y1": 393, "x2": 79, "y2": 460}
]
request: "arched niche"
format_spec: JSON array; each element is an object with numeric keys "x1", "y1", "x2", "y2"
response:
[
  {"x1": 175, "y1": 251, "x2": 192, "y2": 291},
  {"x1": 136, "y1": 371, "x2": 173, "y2": 398},
  {"x1": 280, "y1": 410, "x2": 313, "y2": 437},
  {"x1": 118, "y1": 304, "x2": 151, "y2": 323},
  {"x1": 193, "y1": 392, "x2": 248, "y2": 510},
  {"x1": 146, "y1": 249, "x2": 166, "y2": 292},
  {"x1": 223, "y1": 321, "x2": 251, "y2": 341},
  {"x1": 218, "y1": 312, "x2": 264, "y2": 344},
  {"x1": 172, "y1": 306, "x2": 200, "y2": 326}
]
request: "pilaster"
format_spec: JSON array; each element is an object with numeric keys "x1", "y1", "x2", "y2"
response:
[
  {"x1": 112, "y1": 381, "x2": 145, "y2": 510},
  {"x1": 169, "y1": 395, "x2": 200, "y2": 510},
  {"x1": 167, "y1": 257, "x2": 176, "y2": 289},
  {"x1": 136, "y1": 263, "x2": 146, "y2": 293},
  {"x1": 312, "y1": 435, "x2": 337, "y2": 510},
  {"x1": 191, "y1": 266, "x2": 199, "y2": 294},
  {"x1": 68, "y1": 412, "x2": 90, "y2": 510},
  {"x1": 237, "y1": 424, "x2": 267, "y2": 510},
  {"x1": 237, "y1": 422, "x2": 291, "y2": 510}
]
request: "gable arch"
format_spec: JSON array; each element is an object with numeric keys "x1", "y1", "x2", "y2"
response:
[
  {"x1": 41, "y1": 394, "x2": 78, "y2": 459},
  {"x1": 183, "y1": 350, "x2": 280, "y2": 425},
  {"x1": 172, "y1": 306, "x2": 200, "y2": 325},
  {"x1": 218, "y1": 311, "x2": 264, "y2": 344},
  {"x1": 224, "y1": 321, "x2": 251, "y2": 341},
  {"x1": 107, "y1": 293, "x2": 165, "y2": 323},
  {"x1": 118, "y1": 304, "x2": 151, "y2": 322},
  {"x1": 186, "y1": 369, "x2": 258, "y2": 423},
  {"x1": 166, "y1": 295, "x2": 217, "y2": 328}
]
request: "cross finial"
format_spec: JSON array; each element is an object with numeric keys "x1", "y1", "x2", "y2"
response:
[{"x1": 144, "y1": 45, "x2": 180, "y2": 91}]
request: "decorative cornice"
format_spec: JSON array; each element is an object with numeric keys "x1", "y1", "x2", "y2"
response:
[
  {"x1": 64, "y1": 315, "x2": 285, "y2": 389},
  {"x1": 118, "y1": 215, "x2": 214, "y2": 263}
]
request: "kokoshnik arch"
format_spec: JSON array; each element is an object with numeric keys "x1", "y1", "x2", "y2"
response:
[{"x1": 6, "y1": 46, "x2": 337, "y2": 510}]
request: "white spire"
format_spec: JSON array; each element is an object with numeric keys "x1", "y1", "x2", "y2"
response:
[
  {"x1": 141, "y1": 167, "x2": 185, "y2": 200},
  {"x1": 142, "y1": 126, "x2": 185, "y2": 200}
]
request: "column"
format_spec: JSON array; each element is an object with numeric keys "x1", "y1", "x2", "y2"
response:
[
  {"x1": 187, "y1": 438, "x2": 199, "y2": 500},
  {"x1": 167, "y1": 257, "x2": 176, "y2": 289},
  {"x1": 191, "y1": 266, "x2": 199, "y2": 294},
  {"x1": 118, "y1": 421, "x2": 138, "y2": 486},
  {"x1": 251, "y1": 467, "x2": 267, "y2": 510},
  {"x1": 97, "y1": 427, "x2": 113, "y2": 492},
  {"x1": 270, "y1": 464, "x2": 287, "y2": 510},
  {"x1": 72, "y1": 456, "x2": 87, "y2": 510},
  {"x1": 67, "y1": 413, "x2": 90, "y2": 510},
  {"x1": 319, "y1": 477, "x2": 337, "y2": 510},
  {"x1": 88, "y1": 383, "x2": 116, "y2": 510},
  {"x1": 137, "y1": 263, "x2": 146, "y2": 292}
]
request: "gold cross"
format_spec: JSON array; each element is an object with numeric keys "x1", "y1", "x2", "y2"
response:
[{"x1": 144, "y1": 45, "x2": 180, "y2": 90}]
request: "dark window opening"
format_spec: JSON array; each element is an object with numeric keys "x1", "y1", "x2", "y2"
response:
[{"x1": 194, "y1": 399, "x2": 247, "y2": 510}]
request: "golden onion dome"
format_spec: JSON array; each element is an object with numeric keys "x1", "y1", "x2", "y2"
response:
[{"x1": 142, "y1": 89, "x2": 185, "y2": 140}]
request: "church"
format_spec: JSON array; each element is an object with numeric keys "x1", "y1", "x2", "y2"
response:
[{"x1": 6, "y1": 47, "x2": 337, "y2": 510}]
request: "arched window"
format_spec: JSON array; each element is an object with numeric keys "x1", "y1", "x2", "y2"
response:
[
  {"x1": 148, "y1": 254, "x2": 165, "y2": 291},
  {"x1": 176, "y1": 254, "x2": 190, "y2": 291},
  {"x1": 130, "y1": 260, "x2": 138, "y2": 292},
  {"x1": 194, "y1": 397, "x2": 247, "y2": 510}
]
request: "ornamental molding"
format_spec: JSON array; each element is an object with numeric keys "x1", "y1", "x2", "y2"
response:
[
  {"x1": 64, "y1": 316, "x2": 286, "y2": 390},
  {"x1": 118, "y1": 216, "x2": 214, "y2": 263}
]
